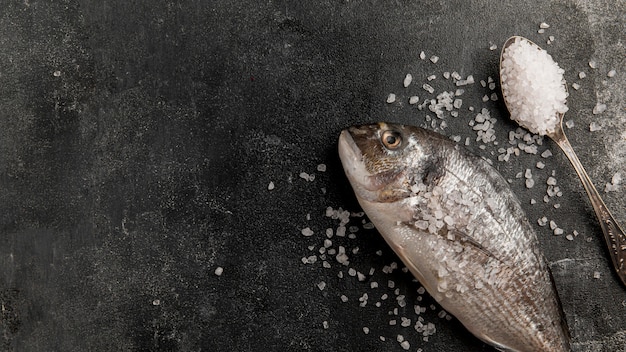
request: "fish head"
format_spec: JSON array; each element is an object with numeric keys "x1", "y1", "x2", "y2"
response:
[{"x1": 338, "y1": 122, "x2": 441, "y2": 204}]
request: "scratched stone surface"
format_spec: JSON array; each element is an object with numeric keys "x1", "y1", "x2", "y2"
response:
[{"x1": 0, "y1": 1, "x2": 624, "y2": 351}]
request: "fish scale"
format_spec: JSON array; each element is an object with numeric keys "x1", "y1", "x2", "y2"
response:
[{"x1": 339, "y1": 122, "x2": 570, "y2": 352}]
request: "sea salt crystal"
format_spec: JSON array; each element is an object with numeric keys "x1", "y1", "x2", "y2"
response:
[
  {"x1": 323, "y1": 321, "x2": 329, "y2": 329},
  {"x1": 409, "y1": 96, "x2": 419, "y2": 105},
  {"x1": 593, "y1": 271, "x2": 601, "y2": 279},
  {"x1": 386, "y1": 93, "x2": 396, "y2": 103},
  {"x1": 589, "y1": 122, "x2": 602, "y2": 131},
  {"x1": 317, "y1": 164, "x2": 327, "y2": 172},
  {"x1": 403, "y1": 74, "x2": 413, "y2": 87},
  {"x1": 541, "y1": 149, "x2": 553, "y2": 158},
  {"x1": 588, "y1": 60, "x2": 598, "y2": 69},
  {"x1": 607, "y1": 69, "x2": 616, "y2": 78},
  {"x1": 268, "y1": 181, "x2": 275, "y2": 190},
  {"x1": 357, "y1": 272, "x2": 366, "y2": 281},
  {"x1": 592, "y1": 103, "x2": 607, "y2": 115},
  {"x1": 214, "y1": 267, "x2": 224, "y2": 276},
  {"x1": 500, "y1": 37, "x2": 568, "y2": 136},
  {"x1": 423, "y1": 83, "x2": 435, "y2": 94},
  {"x1": 430, "y1": 55, "x2": 439, "y2": 63},
  {"x1": 419, "y1": 51, "x2": 426, "y2": 60},
  {"x1": 299, "y1": 172, "x2": 315, "y2": 181},
  {"x1": 571, "y1": 82, "x2": 581, "y2": 90},
  {"x1": 612, "y1": 173, "x2": 622, "y2": 185},
  {"x1": 363, "y1": 327, "x2": 370, "y2": 334},
  {"x1": 317, "y1": 281, "x2": 326, "y2": 290},
  {"x1": 301, "y1": 227, "x2": 314, "y2": 237},
  {"x1": 540, "y1": 22, "x2": 550, "y2": 29}
]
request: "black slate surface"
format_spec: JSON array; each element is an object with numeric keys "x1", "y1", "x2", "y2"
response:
[{"x1": 1, "y1": 1, "x2": 625, "y2": 351}]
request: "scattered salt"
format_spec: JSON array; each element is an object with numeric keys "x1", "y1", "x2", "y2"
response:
[
  {"x1": 541, "y1": 149, "x2": 553, "y2": 158},
  {"x1": 588, "y1": 60, "x2": 598, "y2": 69},
  {"x1": 592, "y1": 103, "x2": 607, "y2": 115},
  {"x1": 386, "y1": 93, "x2": 396, "y2": 103},
  {"x1": 430, "y1": 55, "x2": 439, "y2": 63},
  {"x1": 403, "y1": 74, "x2": 413, "y2": 88},
  {"x1": 268, "y1": 181, "x2": 275, "y2": 190},
  {"x1": 423, "y1": 83, "x2": 435, "y2": 94},
  {"x1": 607, "y1": 69, "x2": 616, "y2": 78},
  {"x1": 409, "y1": 96, "x2": 420, "y2": 105},
  {"x1": 589, "y1": 122, "x2": 602, "y2": 132},
  {"x1": 317, "y1": 164, "x2": 327, "y2": 172},
  {"x1": 301, "y1": 227, "x2": 314, "y2": 237},
  {"x1": 214, "y1": 267, "x2": 224, "y2": 276}
]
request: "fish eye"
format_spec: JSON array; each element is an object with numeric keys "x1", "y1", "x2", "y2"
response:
[{"x1": 381, "y1": 130, "x2": 402, "y2": 150}]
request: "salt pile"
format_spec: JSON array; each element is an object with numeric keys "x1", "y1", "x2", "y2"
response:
[{"x1": 500, "y1": 37, "x2": 569, "y2": 135}]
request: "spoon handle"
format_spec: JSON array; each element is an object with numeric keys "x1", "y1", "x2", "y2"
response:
[{"x1": 551, "y1": 127, "x2": 626, "y2": 286}]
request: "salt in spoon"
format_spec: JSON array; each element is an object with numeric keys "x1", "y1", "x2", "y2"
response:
[{"x1": 500, "y1": 35, "x2": 626, "y2": 287}]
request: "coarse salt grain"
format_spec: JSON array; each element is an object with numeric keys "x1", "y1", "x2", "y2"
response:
[
  {"x1": 403, "y1": 74, "x2": 413, "y2": 88},
  {"x1": 588, "y1": 60, "x2": 598, "y2": 69},
  {"x1": 268, "y1": 181, "x2": 275, "y2": 190},
  {"x1": 592, "y1": 103, "x2": 607, "y2": 115},
  {"x1": 500, "y1": 37, "x2": 568, "y2": 135},
  {"x1": 386, "y1": 93, "x2": 396, "y2": 103},
  {"x1": 214, "y1": 267, "x2": 224, "y2": 276}
]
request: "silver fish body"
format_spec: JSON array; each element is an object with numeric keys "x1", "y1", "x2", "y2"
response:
[{"x1": 338, "y1": 122, "x2": 570, "y2": 352}]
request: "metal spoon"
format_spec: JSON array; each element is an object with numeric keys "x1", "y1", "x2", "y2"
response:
[{"x1": 499, "y1": 35, "x2": 626, "y2": 287}]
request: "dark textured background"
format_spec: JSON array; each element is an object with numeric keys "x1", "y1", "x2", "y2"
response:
[{"x1": 0, "y1": 1, "x2": 624, "y2": 351}]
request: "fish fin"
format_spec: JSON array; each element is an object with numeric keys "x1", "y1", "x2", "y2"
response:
[
  {"x1": 548, "y1": 265, "x2": 572, "y2": 348},
  {"x1": 449, "y1": 229, "x2": 502, "y2": 262},
  {"x1": 387, "y1": 240, "x2": 439, "y2": 298}
]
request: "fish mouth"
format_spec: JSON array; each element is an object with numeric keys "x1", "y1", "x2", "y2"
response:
[
  {"x1": 338, "y1": 129, "x2": 363, "y2": 165},
  {"x1": 338, "y1": 128, "x2": 382, "y2": 195}
]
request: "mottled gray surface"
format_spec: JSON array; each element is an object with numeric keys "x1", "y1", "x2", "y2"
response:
[{"x1": 0, "y1": 1, "x2": 624, "y2": 351}]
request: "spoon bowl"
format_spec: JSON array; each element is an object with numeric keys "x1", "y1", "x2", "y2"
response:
[{"x1": 500, "y1": 36, "x2": 626, "y2": 287}]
